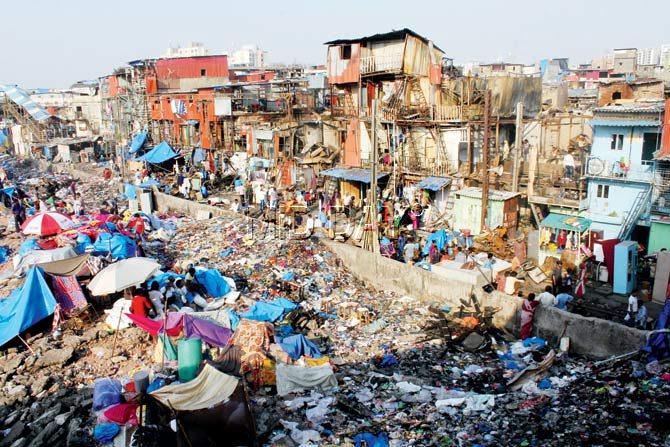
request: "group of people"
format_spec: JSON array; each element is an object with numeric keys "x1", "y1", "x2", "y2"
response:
[{"x1": 129, "y1": 267, "x2": 215, "y2": 319}]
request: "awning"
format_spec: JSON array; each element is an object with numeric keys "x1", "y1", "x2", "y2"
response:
[
  {"x1": 589, "y1": 119, "x2": 661, "y2": 127},
  {"x1": 416, "y1": 176, "x2": 451, "y2": 191},
  {"x1": 138, "y1": 141, "x2": 177, "y2": 164},
  {"x1": 0, "y1": 84, "x2": 51, "y2": 122},
  {"x1": 129, "y1": 132, "x2": 147, "y2": 153},
  {"x1": 320, "y1": 168, "x2": 389, "y2": 184},
  {"x1": 540, "y1": 213, "x2": 592, "y2": 232}
]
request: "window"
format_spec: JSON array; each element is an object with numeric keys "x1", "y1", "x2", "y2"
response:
[
  {"x1": 341, "y1": 45, "x2": 352, "y2": 60},
  {"x1": 612, "y1": 91, "x2": 622, "y2": 100},
  {"x1": 200, "y1": 68, "x2": 207, "y2": 76},
  {"x1": 596, "y1": 184, "x2": 610, "y2": 198},
  {"x1": 610, "y1": 134, "x2": 624, "y2": 150},
  {"x1": 642, "y1": 132, "x2": 659, "y2": 161}
]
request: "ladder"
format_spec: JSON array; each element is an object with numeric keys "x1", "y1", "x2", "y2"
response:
[
  {"x1": 617, "y1": 186, "x2": 652, "y2": 241},
  {"x1": 2, "y1": 99, "x2": 46, "y2": 143}
]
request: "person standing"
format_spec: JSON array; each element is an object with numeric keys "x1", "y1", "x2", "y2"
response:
[
  {"x1": 626, "y1": 292, "x2": 639, "y2": 326},
  {"x1": 538, "y1": 286, "x2": 557, "y2": 307},
  {"x1": 574, "y1": 262, "x2": 587, "y2": 299},
  {"x1": 563, "y1": 151, "x2": 576, "y2": 180},
  {"x1": 520, "y1": 293, "x2": 540, "y2": 339},
  {"x1": 552, "y1": 261, "x2": 563, "y2": 295}
]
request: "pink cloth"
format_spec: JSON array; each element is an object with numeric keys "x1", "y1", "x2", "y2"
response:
[{"x1": 103, "y1": 403, "x2": 138, "y2": 425}]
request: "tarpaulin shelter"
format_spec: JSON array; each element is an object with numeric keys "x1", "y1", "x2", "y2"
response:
[
  {"x1": 137, "y1": 141, "x2": 177, "y2": 164},
  {"x1": 421, "y1": 229, "x2": 450, "y2": 256},
  {"x1": 13, "y1": 246, "x2": 79, "y2": 276},
  {"x1": 128, "y1": 132, "x2": 147, "y2": 153},
  {"x1": 278, "y1": 334, "x2": 323, "y2": 360},
  {"x1": 0, "y1": 267, "x2": 57, "y2": 347}
]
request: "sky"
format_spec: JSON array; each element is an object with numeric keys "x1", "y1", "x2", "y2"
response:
[{"x1": 3, "y1": 0, "x2": 670, "y2": 88}]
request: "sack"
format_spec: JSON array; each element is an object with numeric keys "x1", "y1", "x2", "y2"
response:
[{"x1": 624, "y1": 312, "x2": 631, "y2": 322}]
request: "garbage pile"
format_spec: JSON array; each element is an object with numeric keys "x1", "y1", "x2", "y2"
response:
[{"x1": 1, "y1": 164, "x2": 670, "y2": 446}]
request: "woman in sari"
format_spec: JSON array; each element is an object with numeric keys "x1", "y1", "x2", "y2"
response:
[
  {"x1": 520, "y1": 293, "x2": 540, "y2": 340},
  {"x1": 574, "y1": 262, "x2": 587, "y2": 299}
]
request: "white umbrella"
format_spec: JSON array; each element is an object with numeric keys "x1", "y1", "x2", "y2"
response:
[{"x1": 87, "y1": 257, "x2": 161, "y2": 296}]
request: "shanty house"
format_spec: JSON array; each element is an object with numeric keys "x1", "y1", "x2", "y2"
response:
[
  {"x1": 452, "y1": 187, "x2": 520, "y2": 235},
  {"x1": 584, "y1": 101, "x2": 665, "y2": 240}
]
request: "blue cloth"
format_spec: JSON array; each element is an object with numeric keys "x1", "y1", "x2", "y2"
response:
[
  {"x1": 92, "y1": 233, "x2": 137, "y2": 259},
  {"x1": 226, "y1": 309, "x2": 240, "y2": 331},
  {"x1": 278, "y1": 334, "x2": 322, "y2": 360},
  {"x1": 194, "y1": 269, "x2": 231, "y2": 298},
  {"x1": 271, "y1": 297, "x2": 298, "y2": 312},
  {"x1": 555, "y1": 293, "x2": 574, "y2": 310},
  {"x1": 421, "y1": 229, "x2": 449, "y2": 256},
  {"x1": 522, "y1": 337, "x2": 547, "y2": 350},
  {"x1": 234, "y1": 179, "x2": 243, "y2": 188},
  {"x1": 0, "y1": 246, "x2": 8, "y2": 264},
  {"x1": 353, "y1": 432, "x2": 389, "y2": 447},
  {"x1": 151, "y1": 272, "x2": 185, "y2": 289},
  {"x1": 219, "y1": 248, "x2": 234, "y2": 258},
  {"x1": 644, "y1": 299, "x2": 670, "y2": 362},
  {"x1": 124, "y1": 183, "x2": 137, "y2": 199},
  {"x1": 18, "y1": 238, "x2": 40, "y2": 256},
  {"x1": 0, "y1": 267, "x2": 57, "y2": 347},
  {"x1": 379, "y1": 354, "x2": 398, "y2": 368},
  {"x1": 75, "y1": 234, "x2": 94, "y2": 254},
  {"x1": 193, "y1": 148, "x2": 205, "y2": 163},
  {"x1": 242, "y1": 301, "x2": 285, "y2": 323},
  {"x1": 282, "y1": 271, "x2": 295, "y2": 281},
  {"x1": 139, "y1": 178, "x2": 160, "y2": 188},
  {"x1": 93, "y1": 423, "x2": 119, "y2": 443},
  {"x1": 138, "y1": 141, "x2": 177, "y2": 163},
  {"x1": 147, "y1": 378, "x2": 166, "y2": 393},
  {"x1": 129, "y1": 132, "x2": 147, "y2": 153}
]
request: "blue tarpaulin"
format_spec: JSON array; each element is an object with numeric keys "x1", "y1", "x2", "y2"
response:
[
  {"x1": 138, "y1": 178, "x2": 160, "y2": 188},
  {"x1": 278, "y1": 334, "x2": 322, "y2": 360},
  {"x1": 416, "y1": 176, "x2": 451, "y2": 191},
  {"x1": 194, "y1": 269, "x2": 231, "y2": 298},
  {"x1": 129, "y1": 132, "x2": 147, "y2": 153},
  {"x1": 138, "y1": 141, "x2": 177, "y2": 164},
  {"x1": 421, "y1": 229, "x2": 450, "y2": 256},
  {"x1": 0, "y1": 267, "x2": 57, "y2": 347},
  {"x1": 124, "y1": 183, "x2": 137, "y2": 199},
  {"x1": 242, "y1": 301, "x2": 285, "y2": 323},
  {"x1": 150, "y1": 272, "x2": 185, "y2": 288},
  {"x1": 320, "y1": 168, "x2": 389, "y2": 184},
  {"x1": 92, "y1": 233, "x2": 137, "y2": 259},
  {"x1": 192, "y1": 148, "x2": 205, "y2": 163},
  {"x1": 75, "y1": 234, "x2": 94, "y2": 254},
  {"x1": 19, "y1": 238, "x2": 40, "y2": 256},
  {"x1": 353, "y1": 433, "x2": 389, "y2": 447},
  {"x1": 644, "y1": 299, "x2": 670, "y2": 362}
]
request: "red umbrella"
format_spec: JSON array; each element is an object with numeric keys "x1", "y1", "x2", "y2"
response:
[{"x1": 21, "y1": 212, "x2": 76, "y2": 236}]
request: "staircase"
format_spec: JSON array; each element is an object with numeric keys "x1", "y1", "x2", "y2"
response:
[
  {"x1": 617, "y1": 186, "x2": 652, "y2": 241},
  {"x1": 3, "y1": 99, "x2": 46, "y2": 143}
]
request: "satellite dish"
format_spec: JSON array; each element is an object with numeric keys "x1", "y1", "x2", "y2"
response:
[{"x1": 587, "y1": 157, "x2": 604, "y2": 176}]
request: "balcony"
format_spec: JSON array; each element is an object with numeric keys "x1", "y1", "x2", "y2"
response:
[
  {"x1": 360, "y1": 54, "x2": 403, "y2": 75},
  {"x1": 584, "y1": 157, "x2": 655, "y2": 183}
]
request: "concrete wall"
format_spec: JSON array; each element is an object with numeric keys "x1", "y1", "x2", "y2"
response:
[{"x1": 323, "y1": 238, "x2": 647, "y2": 359}]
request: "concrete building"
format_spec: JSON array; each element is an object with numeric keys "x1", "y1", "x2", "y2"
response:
[
  {"x1": 163, "y1": 42, "x2": 210, "y2": 58},
  {"x1": 637, "y1": 47, "x2": 660, "y2": 67},
  {"x1": 30, "y1": 83, "x2": 102, "y2": 138},
  {"x1": 611, "y1": 48, "x2": 637, "y2": 75},
  {"x1": 584, "y1": 102, "x2": 665, "y2": 240},
  {"x1": 661, "y1": 44, "x2": 670, "y2": 69},
  {"x1": 229, "y1": 45, "x2": 267, "y2": 67}
]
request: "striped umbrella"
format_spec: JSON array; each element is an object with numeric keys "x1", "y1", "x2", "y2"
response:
[{"x1": 21, "y1": 212, "x2": 76, "y2": 236}]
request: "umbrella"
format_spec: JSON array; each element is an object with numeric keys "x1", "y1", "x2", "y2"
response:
[
  {"x1": 87, "y1": 257, "x2": 161, "y2": 296},
  {"x1": 21, "y1": 212, "x2": 76, "y2": 236}
]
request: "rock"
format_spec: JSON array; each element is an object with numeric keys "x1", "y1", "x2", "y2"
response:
[
  {"x1": 6, "y1": 385, "x2": 27, "y2": 401},
  {"x1": 110, "y1": 355, "x2": 127, "y2": 364},
  {"x1": 30, "y1": 376, "x2": 51, "y2": 397},
  {"x1": 2, "y1": 355, "x2": 25, "y2": 374},
  {"x1": 54, "y1": 411, "x2": 72, "y2": 426},
  {"x1": 0, "y1": 421, "x2": 25, "y2": 447},
  {"x1": 61, "y1": 336, "x2": 81, "y2": 348},
  {"x1": 80, "y1": 328, "x2": 98, "y2": 342},
  {"x1": 34, "y1": 348, "x2": 74, "y2": 369},
  {"x1": 9, "y1": 438, "x2": 27, "y2": 447},
  {"x1": 461, "y1": 332, "x2": 486, "y2": 352},
  {"x1": 26, "y1": 420, "x2": 59, "y2": 447}
]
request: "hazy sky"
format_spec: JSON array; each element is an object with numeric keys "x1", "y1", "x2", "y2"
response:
[{"x1": 3, "y1": 0, "x2": 669, "y2": 88}]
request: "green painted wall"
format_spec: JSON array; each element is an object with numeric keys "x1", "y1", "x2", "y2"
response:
[{"x1": 648, "y1": 221, "x2": 670, "y2": 253}]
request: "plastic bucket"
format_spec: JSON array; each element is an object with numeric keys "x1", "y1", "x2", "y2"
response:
[{"x1": 177, "y1": 338, "x2": 202, "y2": 382}]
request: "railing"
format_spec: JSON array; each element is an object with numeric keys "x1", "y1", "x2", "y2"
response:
[
  {"x1": 360, "y1": 54, "x2": 403, "y2": 74},
  {"x1": 584, "y1": 157, "x2": 655, "y2": 183}
]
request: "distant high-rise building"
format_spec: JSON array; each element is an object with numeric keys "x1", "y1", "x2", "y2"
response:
[
  {"x1": 229, "y1": 45, "x2": 267, "y2": 67},
  {"x1": 637, "y1": 47, "x2": 660, "y2": 66},
  {"x1": 661, "y1": 44, "x2": 670, "y2": 69},
  {"x1": 163, "y1": 42, "x2": 210, "y2": 59}
]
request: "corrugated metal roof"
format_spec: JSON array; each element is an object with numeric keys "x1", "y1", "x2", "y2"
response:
[
  {"x1": 320, "y1": 168, "x2": 389, "y2": 184},
  {"x1": 540, "y1": 213, "x2": 592, "y2": 232},
  {"x1": 594, "y1": 102, "x2": 665, "y2": 114},
  {"x1": 589, "y1": 119, "x2": 661, "y2": 127},
  {"x1": 324, "y1": 28, "x2": 445, "y2": 53},
  {"x1": 455, "y1": 187, "x2": 520, "y2": 201},
  {"x1": 416, "y1": 176, "x2": 451, "y2": 191},
  {"x1": 0, "y1": 84, "x2": 51, "y2": 122}
]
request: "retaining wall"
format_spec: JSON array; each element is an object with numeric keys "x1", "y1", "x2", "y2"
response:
[{"x1": 322, "y1": 239, "x2": 647, "y2": 359}]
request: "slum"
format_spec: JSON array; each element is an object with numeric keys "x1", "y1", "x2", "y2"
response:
[{"x1": 0, "y1": 157, "x2": 667, "y2": 447}]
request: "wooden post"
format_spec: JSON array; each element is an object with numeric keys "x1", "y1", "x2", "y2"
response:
[
  {"x1": 512, "y1": 102, "x2": 524, "y2": 193},
  {"x1": 480, "y1": 90, "x2": 491, "y2": 233}
]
